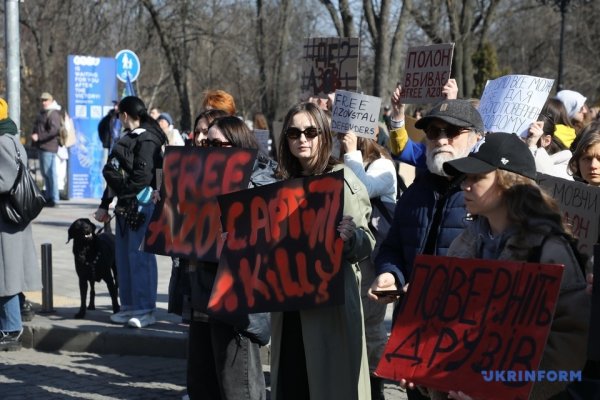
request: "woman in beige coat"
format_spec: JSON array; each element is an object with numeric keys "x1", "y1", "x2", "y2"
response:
[{"x1": 271, "y1": 102, "x2": 375, "y2": 400}]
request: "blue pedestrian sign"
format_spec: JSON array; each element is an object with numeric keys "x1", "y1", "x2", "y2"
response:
[{"x1": 115, "y1": 49, "x2": 141, "y2": 83}]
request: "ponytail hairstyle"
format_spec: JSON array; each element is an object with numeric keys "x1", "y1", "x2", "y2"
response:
[{"x1": 118, "y1": 96, "x2": 161, "y2": 131}]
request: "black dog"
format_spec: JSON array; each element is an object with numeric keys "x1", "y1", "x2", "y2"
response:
[{"x1": 67, "y1": 218, "x2": 120, "y2": 319}]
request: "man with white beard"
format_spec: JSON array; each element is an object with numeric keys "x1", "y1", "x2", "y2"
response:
[
  {"x1": 368, "y1": 99, "x2": 483, "y2": 400},
  {"x1": 370, "y1": 99, "x2": 482, "y2": 291}
]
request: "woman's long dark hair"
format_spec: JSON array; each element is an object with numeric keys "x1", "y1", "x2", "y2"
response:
[
  {"x1": 277, "y1": 102, "x2": 339, "y2": 179},
  {"x1": 208, "y1": 116, "x2": 259, "y2": 150},
  {"x1": 496, "y1": 170, "x2": 571, "y2": 237},
  {"x1": 118, "y1": 96, "x2": 161, "y2": 132}
]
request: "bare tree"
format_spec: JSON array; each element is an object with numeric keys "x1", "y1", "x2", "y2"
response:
[
  {"x1": 410, "y1": 0, "x2": 501, "y2": 97},
  {"x1": 318, "y1": 0, "x2": 356, "y2": 37},
  {"x1": 139, "y1": 0, "x2": 193, "y2": 130}
]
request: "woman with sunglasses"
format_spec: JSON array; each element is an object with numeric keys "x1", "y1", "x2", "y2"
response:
[
  {"x1": 186, "y1": 115, "x2": 277, "y2": 400},
  {"x1": 270, "y1": 102, "x2": 375, "y2": 400}
]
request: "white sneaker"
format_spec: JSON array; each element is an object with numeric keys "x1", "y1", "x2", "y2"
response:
[
  {"x1": 110, "y1": 311, "x2": 133, "y2": 324},
  {"x1": 127, "y1": 312, "x2": 156, "y2": 328}
]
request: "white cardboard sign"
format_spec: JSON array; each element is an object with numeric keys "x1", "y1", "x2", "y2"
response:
[
  {"x1": 478, "y1": 74, "x2": 554, "y2": 136},
  {"x1": 331, "y1": 90, "x2": 381, "y2": 139}
]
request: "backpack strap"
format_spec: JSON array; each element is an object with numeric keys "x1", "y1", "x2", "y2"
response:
[{"x1": 371, "y1": 197, "x2": 393, "y2": 224}]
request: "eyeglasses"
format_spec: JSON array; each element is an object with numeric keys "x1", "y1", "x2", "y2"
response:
[
  {"x1": 424, "y1": 125, "x2": 468, "y2": 141},
  {"x1": 194, "y1": 128, "x2": 208, "y2": 136},
  {"x1": 286, "y1": 126, "x2": 320, "y2": 139},
  {"x1": 200, "y1": 138, "x2": 232, "y2": 148}
]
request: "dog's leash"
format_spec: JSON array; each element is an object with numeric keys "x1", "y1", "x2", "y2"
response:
[{"x1": 96, "y1": 213, "x2": 116, "y2": 235}]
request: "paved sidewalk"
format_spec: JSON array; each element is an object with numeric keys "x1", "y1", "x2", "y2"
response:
[
  {"x1": 1, "y1": 349, "x2": 187, "y2": 400},
  {"x1": 2, "y1": 198, "x2": 406, "y2": 399}
]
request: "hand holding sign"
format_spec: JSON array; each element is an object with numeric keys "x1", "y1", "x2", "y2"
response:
[
  {"x1": 442, "y1": 78, "x2": 458, "y2": 100},
  {"x1": 391, "y1": 84, "x2": 406, "y2": 122},
  {"x1": 339, "y1": 131, "x2": 358, "y2": 153},
  {"x1": 337, "y1": 215, "x2": 356, "y2": 241},
  {"x1": 525, "y1": 120, "x2": 545, "y2": 148}
]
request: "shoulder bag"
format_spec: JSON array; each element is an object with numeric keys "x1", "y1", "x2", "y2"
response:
[{"x1": 0, "y1": 136, "x2": 46, "y2": 226}]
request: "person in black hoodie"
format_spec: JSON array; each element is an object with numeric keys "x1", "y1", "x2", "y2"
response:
[
  {"x1": 186, "y1": 116, "x2": 277, "y2": 400},
  {"x1": 94, "y1": 96, "x2": 167, "y2": 329}
]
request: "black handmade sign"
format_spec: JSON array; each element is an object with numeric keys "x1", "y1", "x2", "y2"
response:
[
  {"x1": 144, "y1": 146, "x2": 256, "y2": 262},
  {"x1": 207, "y1": 170, "x2": 345, "y2": 314}
]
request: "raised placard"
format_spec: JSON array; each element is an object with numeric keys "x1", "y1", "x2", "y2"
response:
[
  {"x1": 331, "y1": 90, "x2": 381, "y2": 139},
  {"x1": 478, "y1": 75, "x2": 554, "y2": 137},
  {"x1": 400, "y1": 43, "x2": 454, "y2": 104},
  {"x1": 301, "y1": 37, "x2": 359, "y2": 99}
]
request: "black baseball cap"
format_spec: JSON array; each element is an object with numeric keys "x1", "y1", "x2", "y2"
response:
[
  {"x1": 415, "y1": 99, "x2": 484, "y2": 133},
  {"x1": 443, "y1": 132, "x2": 537, "y2": 180}
]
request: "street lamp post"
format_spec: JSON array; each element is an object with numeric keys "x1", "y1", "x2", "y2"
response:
[{"x1": 539, "y1": 0, "x2": 590, "y2": 91}]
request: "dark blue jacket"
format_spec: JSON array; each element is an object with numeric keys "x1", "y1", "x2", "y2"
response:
[{"x1": 374, "y1": 170, "x2": 466, "y2": 286}]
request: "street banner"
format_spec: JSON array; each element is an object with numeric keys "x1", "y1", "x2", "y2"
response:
[
  {"x1": 400, "y1": 43, "x2": 454, "y2": 104},
  {"x1": 331, "y1": 90, "x2": 381, "y2": 140},
  {"x1": 537, "y1": 173, "x2": 600, "y2": 259},
  {"x1": 144, "y1": 146, "x2": 256, "y2": 262},
  {"x1": 376, "y1": 254, "x2": 564, "y2": 400},
  {"x1": 67, "y1": 55, "x2": 117, "y2": 198},
  {"x1": 478, "y1": 74, "x2": 554, "y2": 137},
  {"x1": 301, "y1": 37, "x2": 359, "y2": 99},
  {"x1": 208, "y1": 170, "x2": 345, "y2": 314}
]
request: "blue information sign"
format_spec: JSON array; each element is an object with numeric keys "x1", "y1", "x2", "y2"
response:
[
  {"x1": 67, "y1": 55, "x2": 117, "y2": 198},
  {"x1": 115, "y1": 49, "x2": 141, "y2": 83}
]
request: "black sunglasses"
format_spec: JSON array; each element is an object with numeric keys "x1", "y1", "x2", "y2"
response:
[
  {"x1": 200, "y1": 138, "x2": 232, "y2": 148},
  {"x1": 424, "y1": 125, "x2": 468, "y2": 141},
  {"x1": 286, "y1": 126, "x2": 320, "y2": 139}
]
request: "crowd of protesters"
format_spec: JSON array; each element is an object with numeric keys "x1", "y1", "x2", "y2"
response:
[{"x1": 7, "y1": 78, "x2": 598, "y2": 399}]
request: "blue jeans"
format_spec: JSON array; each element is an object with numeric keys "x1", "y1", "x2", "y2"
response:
[
  {"x1": 0, "y1": 294, "x2": 22, "y2": 333},
  {"x1": 115, "y1": 202, "x2": 157, "y2": 314},
  {"x1": 38, "y1": 150, "x2": 59, "y2": 203}
]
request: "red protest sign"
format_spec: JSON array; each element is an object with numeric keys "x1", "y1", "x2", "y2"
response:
[
  {"x1": 400, "y1": 43, "x2": 454, "y2": 104},
  {"x1": 376, "y1": 254, "x2": 564, "y2": 400},
  {"x1": 207, "y1": 170, "x2": 345, "y2": 314},
  {"x1": 301, "y1": 37, "x2": 359, "y2": 99},
  {"x1": 144, "y1": 146, "x2": 256, "y2": 262}
]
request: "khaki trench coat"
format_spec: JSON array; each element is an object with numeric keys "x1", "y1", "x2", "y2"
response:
[{"x1": 270, "y1": 165, "x2": 376, "y2": 400}]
